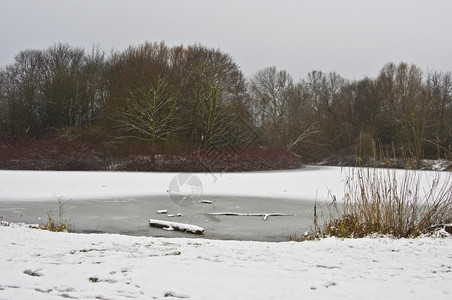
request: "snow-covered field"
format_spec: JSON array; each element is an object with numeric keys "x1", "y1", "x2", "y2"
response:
[
  {"x1": 1, "y1": 222, "x2": 451, "y2": 300},
  {"x1": 1, "y1": 166, "x2": 451, "y2": 299}
]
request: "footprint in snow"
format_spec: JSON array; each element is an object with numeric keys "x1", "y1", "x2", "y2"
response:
[{"x1": 164, "y1": 291, "x2": 190, "y2": 298}]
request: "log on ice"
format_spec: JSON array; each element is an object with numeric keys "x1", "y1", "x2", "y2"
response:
[
  {"x1": 207, "y1": 212, "x2": 294, "y2": 221},
  {"x1": 149, "y1": 219, "x2": 205, "y2": 235}
]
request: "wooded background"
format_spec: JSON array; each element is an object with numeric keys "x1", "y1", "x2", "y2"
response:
[{"x1": 1, "y1": 42, "x2": 451, "y2": 167}]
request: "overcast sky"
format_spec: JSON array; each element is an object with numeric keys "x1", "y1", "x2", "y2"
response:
[{"x1": 1, "y1": 0, "x2": 451, "y2": 81}]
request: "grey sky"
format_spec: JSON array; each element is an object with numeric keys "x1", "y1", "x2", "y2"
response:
[{"x1": 1, "y1": 0, "x2": 451, "y2": 80}]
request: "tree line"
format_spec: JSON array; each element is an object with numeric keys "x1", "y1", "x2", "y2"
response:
[{"x1": 1, "y1": 42, "x2": 451, "y2": 162}]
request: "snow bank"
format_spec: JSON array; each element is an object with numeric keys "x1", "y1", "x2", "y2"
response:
[{"x1": 1, "y1": 223, "x2": 451, "y2": 299}]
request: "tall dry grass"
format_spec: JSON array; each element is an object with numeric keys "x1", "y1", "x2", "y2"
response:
[
  {"x1": 39, "y1": 197, "x2": 71, "y2": 232},
  {"x1": 320, "y1": 167, "x2": 452, "y2": 238}
]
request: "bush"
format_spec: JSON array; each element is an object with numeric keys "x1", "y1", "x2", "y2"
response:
[
  {"x1": 0, "y1": 133, "x2": 303, "y2": 172},
  {"x1": 315, "y1": 167, "x2": 452, "y2": 238},
  {"x1": 39, "y1": 197, "x2": 71, "y2": 232},
  {"x1": 40, "y1": 213, "x2": 70, "y2": 232},
  {"x1": 0, "y1": 130, "x2": 106, "y2": 170}
]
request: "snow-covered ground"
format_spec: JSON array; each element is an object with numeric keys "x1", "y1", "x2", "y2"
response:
[
  {"x1": 1, "y1": 222, "x2": 451, "y2": 300},
  {"x1": 1, "y1": 166, "x2": 451, "y2": 299}
]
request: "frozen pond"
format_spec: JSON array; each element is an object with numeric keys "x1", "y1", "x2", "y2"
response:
[
  {"x1": 3, "y1": 165, "x2": 443, "y2": 241},
  {"x1": 0, "y1": 195, "x2": 316, "y2": 242},
  {"x1": 0, "y1": 166, "x2": 348, "y2": 242}
]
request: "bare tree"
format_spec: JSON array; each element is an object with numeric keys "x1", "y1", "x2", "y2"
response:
[
  {"x1": 0, "y1": 49, "x2": 45, "y2": 135},
  {"x1": 297, "y1": 70, "x2": 350, "y2": 156},
  {"x1": 79, "y1": 45, "x2": 108, "y2": 127},
  {"x1": 377, "y1": 62, "x2": 427, "y2": 158},
  {"x1": 113, "y1": 74, "x2": 180, "y2": 157},
  {"x1": 181, "y1": 45, "x2": 247, "y2": 146},
  {"x1": 40, "y1": 43, "x2": 86, "y2": 128},
  {"x1": 249, "y1": 66, "x2": 294, "y2": 144},
  {"x1": 0, "y1": 70, "x2": 7, "y2": 134},
  {"x1": 425, "y1": 71, "x2": 452, "y2": 157}
]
